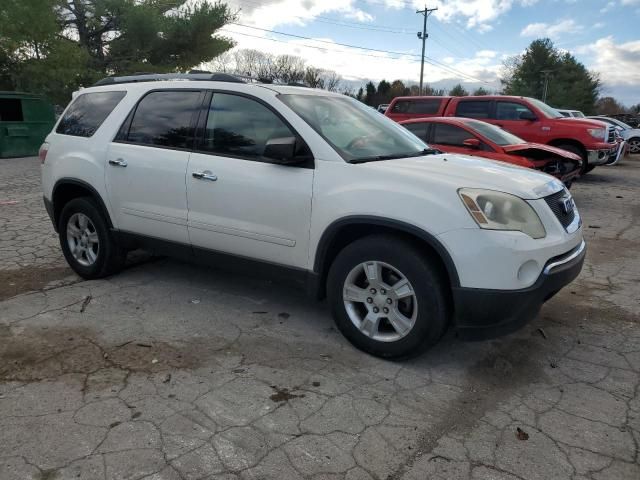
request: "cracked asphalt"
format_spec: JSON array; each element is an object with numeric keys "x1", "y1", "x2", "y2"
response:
[{"x1": 1, "y1": 155, "x2": 639, "y2": 480}]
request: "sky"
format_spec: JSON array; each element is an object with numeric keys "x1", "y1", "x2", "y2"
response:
[{"x1": 210, "y1": 0, "x2": 639, "y2": 107}]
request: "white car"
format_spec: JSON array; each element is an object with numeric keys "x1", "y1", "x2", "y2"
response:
[
  {"x1": 588, "y1": 116, "x2": 640, "y2": 155},
  {"x1": 40, "y1": 73, "x2": 586, "y2": 358},
  {"x1": 556, "y1": 109, "x2": 585, "y2": 118}
]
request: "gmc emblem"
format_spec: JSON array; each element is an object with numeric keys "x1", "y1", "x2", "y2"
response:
[{"x1": 560, "y1": 196, "x2": 575, "y2": 215}]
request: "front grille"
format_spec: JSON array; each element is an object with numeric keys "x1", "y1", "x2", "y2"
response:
[
  {"x1": 544, "y1": 189, "x2": 576, "y2": 229},
  {"x1": 607, "y1": 126, "x2": 615, "y2": 143}
]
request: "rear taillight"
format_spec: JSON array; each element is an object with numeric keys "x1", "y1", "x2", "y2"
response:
[{"x1": 38, "y1": 143, "x2": 49, "y2": 164}]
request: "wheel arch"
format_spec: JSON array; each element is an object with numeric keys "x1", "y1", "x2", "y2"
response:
[
  {"x1": 311, "y1": 216, "x2": 460, "y2": 299},
  {"x1": 52, "y1": 178, "x2": 113, "y2": 232},
  {"x1": 548, "y1": 139, "x2": 587, "y2": 159}
]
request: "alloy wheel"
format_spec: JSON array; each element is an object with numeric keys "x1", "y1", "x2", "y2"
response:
[
  {"x1": 342, "y1": 260, "x2": 419, "y2": 342},
  {"x1": 66, "y1": 213, "x2": 100, "y2": 267}
]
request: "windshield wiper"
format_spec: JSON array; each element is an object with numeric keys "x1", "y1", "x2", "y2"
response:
[{"x1": 348, "y1": 148, "x2": 440, "y2": 164}]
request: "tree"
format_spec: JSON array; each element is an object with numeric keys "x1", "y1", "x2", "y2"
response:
[
  {"x1": 364, "y1": 81, "x2": 376, "y2": 106},
  {"x1": 501, "y1": 38, "x2": 601, "y2": 114},
  {"x1": 473, "y1": 87, "x2": 490, "y2": 96},
  {"x1": 390, "y1": 80, "x2": 408, "y2": 99},
  {"x1": 0, "y1": 0, "x2": 235, "y2": 103},
  {"x1": 449, "y1": 84, "x2": 469, "y2": 96},
  {"x1": 596, "y1": 97, "x2": 626, "y2": 116},
  {"x1": 356, "y1": 87, "x2": 364, "y2": 102},
  {"x1": 322, "y1": 70, "x2": 342, "y2": 92}
]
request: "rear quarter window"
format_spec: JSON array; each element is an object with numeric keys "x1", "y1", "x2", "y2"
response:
[{"x1": 56, "y1": 91, "x2": 126, "y2": 137}]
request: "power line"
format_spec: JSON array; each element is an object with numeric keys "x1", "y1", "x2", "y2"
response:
[{"x1": 221, "y1": 26, "x2": 491, "y2": 84}]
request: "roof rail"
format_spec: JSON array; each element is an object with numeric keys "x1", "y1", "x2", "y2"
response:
[{"x1": 92, "y1": 72, "x2": 249, "y2": 87}]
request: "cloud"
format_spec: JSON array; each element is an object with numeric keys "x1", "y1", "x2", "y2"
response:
[
  {"x1": 224, "y1": 0, "x2": 376, "y2": 29},
  {"x1": 578, "y1": 36, "x2": 640, "y2": 87},
  {"x1": 520, "y1": 19, "x2": 583, "y2": 39}
]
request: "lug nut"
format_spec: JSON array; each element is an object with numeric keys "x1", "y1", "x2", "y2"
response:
[
  {"x1": 386, "y1": 298, "x2": 392, "y2": 304},
  {"x1": 383, "y1": 307, "x2": 389, "y2": 314},
  {"x1": 380, "y1": 288, "x2": 386, "y2": 294},
  {"x1": 373, "y1": 307, "x2": 379, "y2": 313},
  {"x1": 366, "y1": 297, "x2": 373, "y2": 303},
  {"x1": 370, "y1": 288, "x2": 376, "y2": 294}
]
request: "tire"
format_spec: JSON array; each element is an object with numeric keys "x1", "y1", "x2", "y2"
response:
[
  {"x1": 327, "y1": 235, "x2": 450, "y2": 359},
  {"x1": 58, "y1": 197, "x2": 125, "y2": 279},
  {"x1": 557, "y1": 144, "x2": 589, "y2": 175},
  {"x1": 628, "y1": 137, "x2": 640, "y2": 155}
]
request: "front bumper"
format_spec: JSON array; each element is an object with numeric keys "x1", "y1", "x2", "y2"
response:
[
  {"x1": 587, "y1": 146, "x2": 617, "y2": 166},
  {"x1": 453, "y1": 240, "x2": 586, "y2": 340}
]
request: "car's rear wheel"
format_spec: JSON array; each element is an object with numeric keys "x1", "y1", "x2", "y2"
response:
[
  {"x1": 59, "y1": 197, "x2": 125, "y2": 279},
  {"x1": 327, "y1": 235, "x2": 450, "y2": 359},
  {"x1": 628, "y1": 137, "x2": 640, "y2": 155},
  {"x1": 557, "y1": 144, "x2": 590, "y2": 175}
]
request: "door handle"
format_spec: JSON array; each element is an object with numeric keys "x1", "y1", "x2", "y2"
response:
[
  {"x1": 192, "y1": 171, "x2": 217, "y2": 182},
  {"x1": 109, "y1": 158, "x2": 127, "y2": 167}
]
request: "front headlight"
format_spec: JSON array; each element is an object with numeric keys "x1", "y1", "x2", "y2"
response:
[
  {"x1": 458, "y1": 188, "x2": 546, "y2": 239},
  {"x1": 587, "y1": 128, "x2": 605, "y2": 140}
]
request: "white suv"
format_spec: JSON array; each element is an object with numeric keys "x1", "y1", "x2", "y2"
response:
[{"x1": 41, "y1": 73, "x2": 586, "y2": 358}]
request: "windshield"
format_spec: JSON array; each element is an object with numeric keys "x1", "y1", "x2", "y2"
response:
[
  {"x1": 527, "y1": 98, "x2": 563, "y2": 119},
  {"x1": 278, "y1": 94, "x2": 430, "y2": 162},
  {"x1": 464, "y1": 119, "x2": 525, "y2": 145}
]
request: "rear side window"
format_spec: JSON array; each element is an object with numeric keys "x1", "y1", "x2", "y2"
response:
[
  {"x1": 57, "y1": 91, "x2": 126, "y2": 137},
  {"x1": 391, "y1": 99, "x2": 440, "y2": 114},
  {"x1": 456, "y1": 100, "x2": 491, "y2": 119},
  {"x1": 201, "y1": 93, "x2": 294, "y2": 159},
  {"x1": 125, "y1": 91, "x2": 202, "y2": 149}
]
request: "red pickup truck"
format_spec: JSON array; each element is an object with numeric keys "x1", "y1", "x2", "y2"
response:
[{"x1": 385, "y1": 95, "x2": 618, "y2": 174}]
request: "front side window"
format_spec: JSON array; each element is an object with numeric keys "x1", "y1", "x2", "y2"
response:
[
  {"x1": 201, "y1": 93, "x2": 295, "y2": 158},
  {"x1": 432, "y1": 123, "x2": 475, "y2": 146},
  {"x1": 527, "y1": 98, "x2": 563, "y2": 119},
  {"x1": 496, "y1": 102, "x2": 535, "y2": 121},
  {"x1": 456, "y1": 100, "x2": 491, "y2": 119},
  {"x1": 464, "y1": 119, "x2": 525, "y2": 146},
  {"x1": 126, "y1": 90, "x2": 201, "y2": 149},
  {"x1": 57, "y1": 91, "x2": 126, "y2": 137},
  {"x1": 403, "y1": 122, "x2": 427, "y2": 140},
  {"x1": 279, "y1": 94, "x2": 429, "y2": 162}
]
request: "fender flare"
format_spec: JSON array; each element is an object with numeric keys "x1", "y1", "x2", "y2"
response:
[{"x1": 313, "y1": 215, "x2": 460, "y2": 288}]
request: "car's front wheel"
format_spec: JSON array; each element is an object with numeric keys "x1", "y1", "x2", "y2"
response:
[
  {"x1": 58, "y1": 197, "x2": 125, "y2": 279},
  {"x1": 327, "y1": 235, "x2": 450, "y2": 359},
  {"x1": 628, "y1": 137, "x2": 640, "y2": 155}
]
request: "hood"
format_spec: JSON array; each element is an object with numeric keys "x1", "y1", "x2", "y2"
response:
[
  {"x1": 362, "y1": 153, "x2": 565, "y2": 200},
  {"x1": 502, "y1": 143, "x2": 582, "y2": 161},
  {"x1": 557, "y1": 117, "x2": 610, "y2": 129}
]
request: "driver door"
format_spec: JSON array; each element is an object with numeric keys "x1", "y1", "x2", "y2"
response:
[{"x1": 186, "y1": 92, "x2": 314, "y2": 269}]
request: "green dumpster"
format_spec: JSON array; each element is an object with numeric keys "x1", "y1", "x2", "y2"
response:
[{"x1": 0, "y1": 92, "x2": 55, "y2": 158}]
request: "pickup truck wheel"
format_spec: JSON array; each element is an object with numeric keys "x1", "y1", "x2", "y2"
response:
[
  {"x1": 327, "y1": 235, "x2": 449, "y2": 359},
  {"x1": 58, "y1": 197, "x2": 125, "y2": 279},
  {"x1": 557, "y1": 144, "x2": 589, "y2": 175}
]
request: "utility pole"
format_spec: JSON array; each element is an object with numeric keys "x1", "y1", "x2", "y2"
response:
[
  {"x1": 417, "y1": 5, "x2": 437, "y2": 95},
  {"x1": 541, "y1": 70, "x2": 553, "y2": 103}
]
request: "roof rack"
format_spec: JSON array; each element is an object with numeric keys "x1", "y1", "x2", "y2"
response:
[{"x1": 92, "y1": 71, "x2": 251, "y2": 87}]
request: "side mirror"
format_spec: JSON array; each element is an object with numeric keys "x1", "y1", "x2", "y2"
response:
[
  {"x1": 519, "y1": 111, "x2": 537, "y2": 121},
  {"x1": 263, "y1": 136, "x2": 300, "y2": 164},
  {"x1": 463, "y1": 138, "x2": 481, "y2": 149}
]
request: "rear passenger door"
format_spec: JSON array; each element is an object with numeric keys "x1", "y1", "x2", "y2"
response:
[
  {"x1": 429, "y1": 122, "x2": 485, "y2": 156},
  {"x1": 186, "y1": 92, "x2": 314, "y2": 269},
  {"x1": 106, "y1": 89, "x2": 204, "y2": 244}
]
